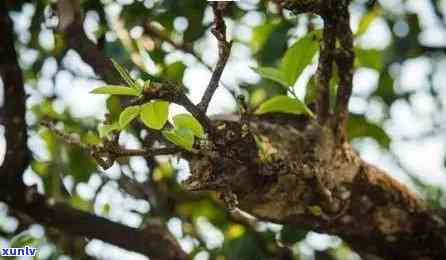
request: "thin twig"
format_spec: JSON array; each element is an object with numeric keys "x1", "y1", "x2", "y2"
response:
[
  {"x1": 198, "y1": 2, "x2": 233, "y2": 112},
  {"x1": 144, "y1": 22, "x2": 238, "y2": 98},
  {"x1": 40, "y1": 120, "x2": 88, "y2": 149},
  {"x1": 144, "y1": 23, "x2": 206, "y2": 65},
  {"x1": 113, "y1": 147, "x2": 179, "y2": 157}
]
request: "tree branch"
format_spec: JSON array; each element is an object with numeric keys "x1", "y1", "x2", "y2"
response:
[
  {"x1": 314, "y1": 14, "x2": 336, "y2": 123},
  {"x1": 143, "y1": 21, "x2": 238, "y2": 99},
  {"x1": 333, "y1": 1, "x2": 355, "y2": 137},
  {"x1": 56, "y1": 0, "x2": 120, "y2": 84},
  {"x1": 198, "y1": 2, "x2": 232, "y2": 113},
  {"x1": 0, "y1": 3, "x2": 188, "y2": 259},
  {"x1": 0, "y1": 1, "x2": 28, "y2": 197},
  {"x1": 11, "y1": 191, "x2": 187, "y2": 260}
]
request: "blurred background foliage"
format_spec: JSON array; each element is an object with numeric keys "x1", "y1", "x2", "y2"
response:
[{"x1": 1, "y1": 0, "x2": 446, "y2": 259}]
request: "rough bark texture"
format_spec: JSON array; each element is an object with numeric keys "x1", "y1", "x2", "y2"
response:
[
  {"x1": 1, "y1": 0, "x2": 446, "y2": 259},
  {"x1": 0, "y1": 3, "x2": 187, "y2": 260},
  {"x1": 185, "y1": 115, "x2": 446, "y2": 259}
]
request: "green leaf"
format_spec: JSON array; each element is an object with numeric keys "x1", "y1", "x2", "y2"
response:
[
  {"x1": 98, "y1": 122, "x2": 120, "y2": 138},
  {"x1": 355, "y1": 48, "x2": 383, "y2": 70},
  {"x1": 255, "y1": 67, "x2": 289, "y2": 87},
  {"x1": 251, "y1": 22, "x2": 276, "y2": 52},
  {"x1": 82, "y1": 131, "x2": 101, "y2": 145},
  {"x1": 119, "y1": 105, "x2": 141, "y2": 129},
  {"x1": 162, "y1": 128, "x2": 194, "y2": 151},
  {"x1": 304, "y1": 77, "x2": 317, "y2": 105},
  {"x1": 280, "y1": 226, "x2": 308, "y2": 245},
  {"x1": 356, "y1": 8, "x2": 380, "y2": 36},
  {"x1": 91, "y1": 85, "x2": 141, "y2": 96},
  {"x1": 173, "y1": 113, "x2": 204, "y2": 138},
  {"x1": 164, "y1": 61, "x2": 186, "y2": 82},
  {"x1": 140, "y1": 100, "x2": 169, "y2": 130},
  {"x1": 10, "y1": 231, "x2": 40, "y2": 248},
  {"x1": 255, "y1": 31, "x2": 320, "y2": 88},
  {"x1": 106, "y1": 96, "x2": 123, "y2": 121},
  {"x1": 111, "y1": 59, "x2": 141, "y2": 90},
  {"x1": 347, "y1": 114, "x2": 391, "y2": 149},
  {"x1": 279, "y1": 31, "x2": 320, "y2": 86},
  {"x1": 255, "y1": 95, "x2": 314, "y2": 117}
]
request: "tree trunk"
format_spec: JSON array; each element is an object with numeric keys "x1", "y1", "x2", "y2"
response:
[{"x1": 185, "y1": 115, "x2": 446, "y2": 259}]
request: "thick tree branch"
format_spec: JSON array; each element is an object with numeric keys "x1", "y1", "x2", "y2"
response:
[
  {"x1": 10, "y1": 191, "x2": 187, "y2": 260},
  {"x1": 315, "y1": 15, "x2": 336, "y2": 123},
  {"x1": 333, "y1": 1, "x2": 355, "y2": 137},
  {"x1": 0, "y1": 3, "x2": 188, "y2": 259},
  {"x1": 0, "y1": 1, "x2": 28, "y2": 197},
  {"x1": 198, "y1": 3, "x2": 232, "y2": 113},
  {"x1": 56, "y1": 0, "x2": 119, "y2": 84},
  {"x1": 279, "y1": 0, "x2": 323, "y2": 15},
  {"x1": 184, "y1": 114, "x2": 446, "y2": 259}
]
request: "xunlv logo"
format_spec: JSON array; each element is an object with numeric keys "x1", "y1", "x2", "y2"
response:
[{"x1": 1, "y1": 246, "x2": 37, "y2": 257}]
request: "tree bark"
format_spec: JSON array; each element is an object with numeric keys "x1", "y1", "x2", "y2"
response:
[
  {"x1": 0, "y1": 4, "x2": 187, "y2": 260},
  {"x1": 2, "y1": 0, "x2": 446, "y2": 259},
  {"x1": 185, "y1": 115, "x2": 446, "y2": 259}
]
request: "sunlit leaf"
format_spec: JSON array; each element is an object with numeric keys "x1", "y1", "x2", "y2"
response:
[
  {"x1": 356, "y1": 7, "x2": 381, "y2": 36},
  {"x1": 106, "y1": 96, "x2": 123, "y2": 122},
  {"x1": 173, "y1": 113, "x2": 204, "y2": 138},
  {"x1": 255, "y1": 67, "x2": 289, "y2": 87},
  {"x1": 98, "y1": 122, "x2": 120, "y2": 138},
  {"x1": 162, "y1": 128, "x2": 194, "y2": 151},
  {"x1": 304, "y1": 77, "x2": 317, "y2": 105},
  {"x1": 140, "y1": 100, "x2": 169, "y2": 130},
  {"x1": 280, "y1": 31, "x2": 320, "y2": 86},
  {"x1": 164, "y1": 61, "x2": 186, "y2": 82},
  {"x1": 82, "y1": 131, "x2": 101, "y2": 145},
  {"x1": 10, "y1": 231, "x2": 40, "y2": 248},
  {"x1": 91, "y1": 85, "x2": 141, "y2": 96},
  {"x1": 111, "y1": 59, "x2": 141, "y2": 90},
  {"x1": 355, "y1": 48, "x2": 383, "y2": 70},
  {"x1": 255, "y1": 95, "x2": 314, "y2": 117},
  {"x1": 119, "y1": 105, "x2": 141, "y2": 129},
  {"x1": 226, "y1": 224, "x2": 246, "y2": 239},
  {"x1": 255, "y1": 31, "x2": 320, "y2": 88}
]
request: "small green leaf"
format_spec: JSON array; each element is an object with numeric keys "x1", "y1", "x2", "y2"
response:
[
  {"x1": 10, "y1": 231, "x2": 40, "y2": 248},
  {"x1": 347, "y1": 114, "x2": 391, "y2": 149},
  {"x1": 307, "y1": 205, "x2": 322, "y2": 216},
  {"x1": 111, "y1": 59, "x2": 141, "y2": 90},
  {"x1": 162, "y1": 128, "x2": 194, "y2": 151},
  {"x1": 82, "y1": 131, "x2": 101, "y2": 145},
  {"x1": 356, "y1": 8, "x2": 380, "y2": 36},
  {"x1": 280, "y1": 226, "x2": 308, "y2": 245},
  {"x1": 251, "y1": 21, "x2": 276, "y2": 52},
  {"x1": 119, "y1": 105, "x2": 141, "y2": 129},
  {"x1": 255, "y1": 95, "x2": 314, "y2": 117},
  {"x1": 173, "y1": 114, "x2": 204, "y2": 138},
  {"x1": 255, "y1": 67, "x2": 289, "y2": 87},
  {"x1": 355, "y1": 48, "x2": 383, "y2": 70},
  {"x1": 304, "y1": 77, "x2": 317, "y2": 105},
  {"x1": 91, "y1": 85, "x2": 141, "y2": 96},
  {"x1": 140, "y1": 100, "x2": 169, "y2": 130},
  {"x1": 280, "y1": 31, "x2": 320, "y2": 86},
  {"x1": 98, "y1": 122, "x2": 120, "y2": 138}
]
